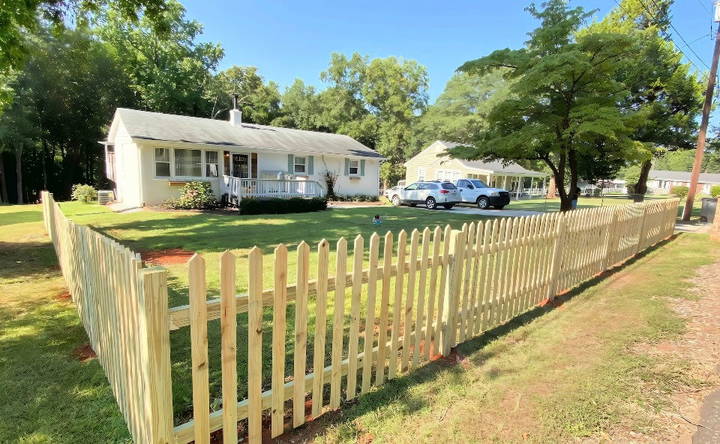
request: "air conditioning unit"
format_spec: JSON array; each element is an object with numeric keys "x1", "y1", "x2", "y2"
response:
[{"x1": 98, "y1": 190, "x2": 114, "y2": 205}]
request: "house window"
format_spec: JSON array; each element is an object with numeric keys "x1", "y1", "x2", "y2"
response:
[
  {"x1": 294, "y1": 156, "x2": 307, "y2": 174},
  {"x1": 417, "y1": 167, "x2": 426, "y2": 181},
  {"x1": 175, "y1": 149, "x2": 202, "y2": 177},
  {"x1": 155, "y1": 148, "x2": 170, "y2": 177},
  {"x1": 105, "y1": 145, "x2": 116, "y2": 181},
  {"x1": 205, "y1": 151, "x2": 219, "y2": 177},
  {"x1": 349, "y1": 160, "x2": 360, "y2": 175}
]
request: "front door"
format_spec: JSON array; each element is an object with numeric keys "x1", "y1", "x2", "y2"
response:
[{"x1": 232, "y1": 154, "x2": 250, "y2": 178}]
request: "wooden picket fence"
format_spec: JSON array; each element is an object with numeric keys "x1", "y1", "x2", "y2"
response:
[
  {"x1": 41, "y1": 191, "x2": 174, "y2": 443},
  {"x1": 41, "y1": 191, "x2": 678, "y2": 444}
]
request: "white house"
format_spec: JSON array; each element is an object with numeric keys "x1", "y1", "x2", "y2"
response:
[
  {"x1": 102, "y1": 108, "x2": 383, "y2": 207},
  {"x1": 648, "y1": 169, "x2": 720, "y2": 195},
  {"x1": 404, "y1": 141, "x2": 548, "y2": 199}
]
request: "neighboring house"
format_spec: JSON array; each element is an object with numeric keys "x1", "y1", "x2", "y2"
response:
[
  {"x1": 404, "y1": 141, "x2": 548, "y2": 198},
  {"x1": 648, "y1": 169, "x2": 720, "y2": 194},
  {"x1": 102, "y1": 108, "x2": 382, "y2": 207}
]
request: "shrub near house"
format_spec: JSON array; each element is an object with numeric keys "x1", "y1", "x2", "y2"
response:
[{"x1": 165, "y1": 181, "x2": 218, "y2": 210}]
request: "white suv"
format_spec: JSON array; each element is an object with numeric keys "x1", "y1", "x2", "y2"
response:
[
  {"x1": 452, "y1": 178, "x2": 510, "y2": 209},
  {"x1": 390, "y1": 181, "x2": 462, "y2": 209}
]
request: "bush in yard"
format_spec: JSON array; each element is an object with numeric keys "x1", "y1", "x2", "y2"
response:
[
  {"x1": 165, "y1": 181, "x2": 217, "y2": 209},
  {"x1": 239, "y1": 197, "x2": 327, "y2": 215},
  {"x1": 71, "y1": 184, "x2": 98, "y2": 203},
  {"x1": 670, "y1": 185, "x2": 689, "y2": 198},
  {"x1": 711, "y1": 185, "x2": 720, "y2": 198}
]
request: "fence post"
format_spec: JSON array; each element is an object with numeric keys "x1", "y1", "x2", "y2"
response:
[
  {"x1": 439, "y1": 229, "x2": 464, "y2": 356},
  {"x1": 546, "y1": 216, "x2": 566, "y2": 301},
  {"x1": 139, "y1": 268, "x2": 174, "y2": 444}
]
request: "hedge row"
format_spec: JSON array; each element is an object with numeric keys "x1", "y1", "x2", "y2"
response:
[{"x1": 238, "y1": 197, "x2": 328, "y2": 215}]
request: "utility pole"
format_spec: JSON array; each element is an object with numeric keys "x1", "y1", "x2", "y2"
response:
[{"x1": 682, "y1": 2, "x2": 720, "y2": 221}]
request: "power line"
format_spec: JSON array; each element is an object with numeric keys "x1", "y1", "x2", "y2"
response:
[
  {"x1": 640, "y1": 0, "x2": 710, "y2": 70},
  {"x1": 696, "y1": 0, "x2": 712, "y2": 15},
  {"x1": 612, "y1": 0, "x2": 705, "y2": 71},
  {"x1": 653, "y1": 0, "x2": 711, "y2": 69}
]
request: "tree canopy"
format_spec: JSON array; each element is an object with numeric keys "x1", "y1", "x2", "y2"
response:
[{"x1": 450, "y1": 0, "x2": 702, "y2": 210}]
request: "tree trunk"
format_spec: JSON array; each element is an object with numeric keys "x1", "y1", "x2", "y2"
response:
[
  {"x1": 633, "y1": 159, "x2": 652, "y2": 202},
  {"x1": 0, "y1": 153, "x2": 7, "y2": 203},
  {"x1": 546, "y1": 176, "x2": 556, "y2": 198},
  {"x1": 15, "y1": 144, "x2": 23, "y2": 204}
]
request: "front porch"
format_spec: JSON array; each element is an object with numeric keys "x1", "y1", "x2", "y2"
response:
[{"x1": 221, "y1": 175, "x2": 325, "y2": 204}]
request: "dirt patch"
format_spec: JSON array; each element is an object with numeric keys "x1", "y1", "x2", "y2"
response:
[
  {"x1": 53, "y1": 290, "x2": 71, "y2": 303},
  {"x1": 613, "y1": 260, "x2": 720, "y2": 442},
  {"x1": 72, "y1": 343, "x2": 97, "y2": 362},
  {"x1": 141, "y1": 248, "x2": 195, "y2": 266}
]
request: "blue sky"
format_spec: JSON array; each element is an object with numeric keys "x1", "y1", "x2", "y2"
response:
[{"x1": 183, "y1": 0, "x2": 716, "y2": 103}]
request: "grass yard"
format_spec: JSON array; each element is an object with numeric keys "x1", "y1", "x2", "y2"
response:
[{"x1": 0, "y1": 201, "x2": 714, "y2": 442}]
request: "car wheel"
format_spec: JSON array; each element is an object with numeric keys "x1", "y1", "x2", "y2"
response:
[
  {"x1": 391, "y1": 195, "x2": 401, "y2": 206},
  {"x1": 495, "y1": 205, "x2": 505, "y2": 210},
  {"x1": 443, "y1": 204, "x2": 454, "y2": 209},
  {"x1": 477, "y1": 196, "x2": 490, "y2": 209},
  {"x1": 426, "y1": 197, "x2": 437, "y2": 209}
]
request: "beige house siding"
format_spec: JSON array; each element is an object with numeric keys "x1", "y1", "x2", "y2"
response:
[{"x1": 405, "y1": 141, "x2": 491, "y2": 184}]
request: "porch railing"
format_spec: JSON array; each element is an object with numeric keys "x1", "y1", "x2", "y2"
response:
[{"x1": 222, "y1": 175, "x2": 325, "y2": 202}]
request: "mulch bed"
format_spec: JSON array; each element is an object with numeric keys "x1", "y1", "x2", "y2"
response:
[
  {"x1": 72, "y1": 343, "x2": 97, "y2": 362},
  {"x1": 141, "y1": 248, "x2": 195, "y2": 266}
]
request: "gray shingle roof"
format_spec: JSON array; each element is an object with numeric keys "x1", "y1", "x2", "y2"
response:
[
  {"x1": 114, "y1": 108, "x2": 383, "y2": 159},
  {"x1": 437, "y1": 141, "x2": 547, "y2": 176},
  {"x1": 649, "y1": 169, "x2": 720, "y2": 184}
]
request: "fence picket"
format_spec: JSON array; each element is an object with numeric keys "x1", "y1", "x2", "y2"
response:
[
  {"x1": 188, "y1": 254, "x2": 210, "y2": 444},
  {"x1": 401, "y1": 230, "x2": 420, "y2": 370},
  {"x1": 361, "y1": 233, "x2": 380, "y2": 394},
  {"x1": 424, "y1": 226, "x2": 443, "y2": 360},
  {"x1": 413, "y1": 228, "x2": 431, "y2": 367},
  {"x1": 219, "y1": 251, "x2": 238, "y2": 444},
  {"x1": 293, "y1": 242, "x2": 310, "y2": 427},
  {"x1": 312, "y1": 240, "x2": 330, "y2": 416},
  {"x1": 271, "y1": 244, "x2": 288, "y2": 437},
  {"x1": 247, "y1": 247, "x2": 264, "y2": 443},
  {"x1": 388, "y1": 230, "x2": 406, "y2": 379},
  {"x1": 376, "y1": 232, "x2": 394, "y2": 385},
  {"x1": 346, "y1": 235, "x2": 364, "y2": 399},
  {"x1": 329, "y1": 238, "x2": 347, "y2": 409}
]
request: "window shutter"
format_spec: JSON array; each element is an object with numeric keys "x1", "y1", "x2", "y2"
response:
[
  {"x1": 308, "y1": 156, "x2": 314, "y2": 175},
  {"x1": 287, "y1": 154, "x2": 294, "y2": 173},
  {"x1": 360, "y1": 159, "x2": 366, "y2": 177},
  {"x1": 344, "y1": 158, "x2": 350, "y2": 176}
]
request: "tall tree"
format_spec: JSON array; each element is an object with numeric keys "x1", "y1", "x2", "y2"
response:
[
  {"x1": 205, "y1": 66, "x2": 282, "y2": 124},
  {"x1": 97, "y1": 0, "x2": 223, "y2": 116},
  {"x1": 454, "y1": 0, "x2": 641, "y2": 211},
  {"x1": 588, "y1": 0, "x2": 703, "y2": 197},
  {"x1": 271, "y1": 79, "x2": 324, "y2": 130},
  {"x1": 363, "y1": 56, "x2": 428, "y2": 185},
  {"x1": 0, "y1": 26, "x2": 136, "y2": 201},
  {"x1": 317, "y1": 53, "x2": 428, "y2": 185},
  {"x1": 415, "y1": 70, "x2": 511, "y2": 148},
  {"x1": 0, "y1": 0, "x2": 171, "y2": 76}
]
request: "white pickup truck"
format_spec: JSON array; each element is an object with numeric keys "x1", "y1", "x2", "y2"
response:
[{"x1": 451, "y1": 178, "x2": 511, "y2": 209}]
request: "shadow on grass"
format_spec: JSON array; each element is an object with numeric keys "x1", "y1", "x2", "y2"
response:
[
  {"x1": 88, "y1": 207, "x2": 491, "y2": 254},
  {"x1": 274, "y1": 234, "x2": 681, "y2": 441},
  {"x1": 0, "y1": 291, "x2": 131, "y2": 442}
]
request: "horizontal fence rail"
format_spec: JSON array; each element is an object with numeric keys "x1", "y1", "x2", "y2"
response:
[{"x1": 42, "y1": 192, "x2": 678, "y2": 443}]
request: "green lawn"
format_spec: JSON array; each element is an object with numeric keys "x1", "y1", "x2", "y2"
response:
[
  {"x1": 1, "y1": 201, "x2": 712, "y2": 442},
  {"x1": 505, "y1": 194, "x2": 702, "y2": 218}
]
